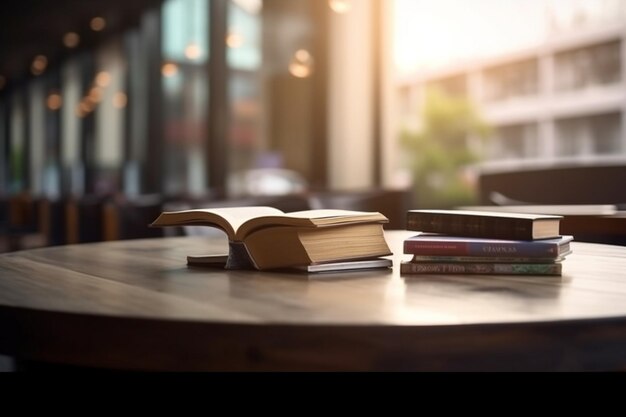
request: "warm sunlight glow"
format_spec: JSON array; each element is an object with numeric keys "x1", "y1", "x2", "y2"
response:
[
  {"x1": 31, "y1": 55, "x2": 48, "y2": 76},
  {"x1": 329, "y1": 0, "x2": 352, "y2": 14},
  {"x1": 161, "y1": 62, "x2": 179, "y2": 77},
  {"x1": 78, "y1": 100, "x2": 94, "y2": 116},
  {"x1": 90, "y1": 17, "x2": 106, "y2": 32},
  {"x1": 63, "y1": 32, "x2": 80, "y2": 48},
  {"x1": 113, "y1": 92, "x2": 128, "y2": 109},
  {"x1": 87, "y1": 86, "x2": 103, "y2": 103},
  {"x1": 95, "y1": 71, "x2": 111, "y2": 87},
  {"x1": 46, "y1": 92, "x2": 62, "y2": 111},
  {"x1": 289, "y1": 49, "x2": 314, "y2": 78},
  {"x1": 184, "y1": 42, "x2": 202, "y2": 60},
  {"x1": 393, "y1": 0, "x2": 550, "y2": 75},
  {"x1": 232, "y1": 0, "x2": 262, "y2": 14},
  {"x1": 226, "y1": 31, "x2": 245, "y2": 48}
]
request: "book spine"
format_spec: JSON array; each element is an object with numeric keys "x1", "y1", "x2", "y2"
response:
[
  {"x1": 403, "y1": 240, "x2": 560, "y2": 257},
  {"x1": 225, "y1": 241, "x2": 258, "y2": 270},
  {"x1": 400, "y1": 262, "x2": 562, "y2": 276},
  {"x1": 406, "y1": 212, "x2": 534, "y2": 240}
]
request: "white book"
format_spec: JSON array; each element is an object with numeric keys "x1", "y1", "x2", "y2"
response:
[{"x1": 294, "y1": 258, "x2": 393, "y2": 273}]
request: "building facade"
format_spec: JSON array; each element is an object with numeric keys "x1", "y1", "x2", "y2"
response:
[{"x1": 396, "y1": 1, "x2": 626, "y2": 175}]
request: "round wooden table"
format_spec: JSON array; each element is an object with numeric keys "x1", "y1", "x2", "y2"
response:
[{"x1": 1, "y1": 231, "x2": 626, "y2": 371}]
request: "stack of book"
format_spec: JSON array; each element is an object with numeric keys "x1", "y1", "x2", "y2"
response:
[{"x1": 401, "y1": 209, "x2": 573, "y2": 276}]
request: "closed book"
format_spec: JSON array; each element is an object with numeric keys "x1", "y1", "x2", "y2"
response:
[
  {"x1": 400, "y1": 261, "x2": 562, "y2": 276},
  {"x1": 403, "y1": 234, "x2": 573, "y2": 258},
  {"x1": 410, "y1": 253, "x2": 570, "y2": 263},
  {"x1": 406, "y1": 209, "x2": 562, "y2": 240}
]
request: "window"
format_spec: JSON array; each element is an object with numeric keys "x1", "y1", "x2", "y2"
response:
[
  {"x1": 555, "y1": 113, "x2": 622, "y2": 157},
  {"x1": 483, "y1": 59, "x2": 539, "y2": 102},
  {"x1": 554, "y1": 40, "x2": 622, "y2": 92},
  {"x1": 490, "y1": 123, "x2": 540, "y2": 160},
  {"x1": 161, "y1": 0, "x2": 210, "y2": 197}
]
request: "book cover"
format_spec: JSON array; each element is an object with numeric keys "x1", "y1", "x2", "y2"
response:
[
  {"x1": 406, "y1": 209, "x2": 562, "y2": 240},
  {"x1": 403, "y1": 234, "x2": 573, "y2": 258},
  {"x1": 409, "y1": 253, "x2": 571, "y2": 263},
  {"x1": 400, "y1": 261, "x2": 562, "y2": 276}
]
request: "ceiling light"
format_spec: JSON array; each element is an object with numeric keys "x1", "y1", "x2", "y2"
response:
[
  {"x1": 90, "y1": 17, "x2": 106, "y2": 32},
  {"x1": 329, "y1": 0, "x2": 352, "y2": 14},
  {"x1": 63, "y1": 32, "x2": 80, "y2": 48},
  {"x1": 31, "y1": 55, "x2": 48, "y2": 76},
  {"x1": 161, "y1": 63, "x2": 179, "y2": 78}
]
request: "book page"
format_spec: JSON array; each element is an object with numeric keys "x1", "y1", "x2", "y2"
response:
[
  {"x1": 204, "y1": 207, "x2": 285, "y2": 234},
  {"x1": 286, "y1": 209, "x2": 380, "y2": 219},
  {"x1": 151, "y1": 206, "x2": 284, "y2": 239},
  {"x1": 236, "y1": 209, "x2": 388, "y2": 239}
]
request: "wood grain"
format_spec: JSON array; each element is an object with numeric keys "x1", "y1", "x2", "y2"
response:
[{"x1": 1, "y1": 231, "x2": 626, "y2": 371}]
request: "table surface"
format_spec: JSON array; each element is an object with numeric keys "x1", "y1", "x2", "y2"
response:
[{"x1": 1, "y1": 230, "x2": 626, "y2": 371}]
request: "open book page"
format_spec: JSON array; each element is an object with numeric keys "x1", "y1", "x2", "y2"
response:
[
  {"x1": 152, "y1": 207, "x2": 388, "y2": 241},
  {"x1": 151, "y1": 206, "x2": 285, "y2": 239},
  {"x1": 286, "y1": 209, "x2": 387, "y2": 223},
  {"x1": 235, "y1": 209, "x2": 388, "y2": 240}
]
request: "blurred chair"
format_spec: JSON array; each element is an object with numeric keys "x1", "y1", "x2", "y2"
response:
[
  {"x1": 478, "y1": 164, "x2": 626, "y2": 206},
  {"x1": 3, "y1": 193, "x2": 46, "y2": 251},
  {"x1": 39, "y1": 198, "x2": 68, "y2": 247},
  {"x1": 102, "y1": 194, "x2": 165, "y2": 241},
  {"x1": 478, "y1": 165, "x2": 626, "y2": 245},
  {"x1": 65, "y1": 195, "x2": 110, "y2": 244}
]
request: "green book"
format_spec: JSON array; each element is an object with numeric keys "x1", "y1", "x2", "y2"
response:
[{"x1": 400, "y1": 261, "x2": 562, "y2": 276}]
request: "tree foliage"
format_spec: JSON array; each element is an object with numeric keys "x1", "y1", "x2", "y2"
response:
[{"x1": 401, "y1": 89, "x2": 491, "y2": 208}]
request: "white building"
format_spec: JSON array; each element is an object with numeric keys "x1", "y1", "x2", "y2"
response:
[{"x1": 396, "y1": 0, "x2": 626, "y2": 175}]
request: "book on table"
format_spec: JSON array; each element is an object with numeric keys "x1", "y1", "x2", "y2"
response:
[
  {"x1": 406, "y1": 209, "x2": 562, "y2": 240},
  {"x1": 401, "y1": 234, "x2": 573, "y2": 276},
  {"x1": 457, "y1": 204, "x2": 618, "y2": 217},
  {"x1": 400, "y1": 261, "x2": 563, "y2": 276},
  {"x1": 403, "y1": 233, "x2": 573, "y2": 258},
  {"x1": 150, "y1": 206, "x2": 392, "y2": 271}
]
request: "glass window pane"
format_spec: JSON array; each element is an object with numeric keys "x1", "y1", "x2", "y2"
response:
[
  {"x1": 555, "y1": 40, "x2": 622, "y2": 91},
  {"x1": 226, "y1": 0, "x2": 315, "y2": 197},
  {"x1": 93, "y1": 40, "x2": 127, "y2": 195},
  {"x1": 555, "y1": 113, "x2": 622, "y2": 156},
  {"x1": 490, "y1": 123, "x2": 539, "y2": 160},
  {"x1": 162, "y1": 0, "x2": 210, "y2": 197},
  {"x1": 483, "y1": 59, "x2": 539, "y2": 102},
  {"x1": 163, "y1": 0, "x2": 209, "y2": 64}
]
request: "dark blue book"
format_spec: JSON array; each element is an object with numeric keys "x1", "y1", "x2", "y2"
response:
[{"x1": 407, "y1": 209, "x2": 562, "y2": 240}]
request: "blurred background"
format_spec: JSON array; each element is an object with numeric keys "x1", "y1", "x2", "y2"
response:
[{"x1": 1, "y1": 0, "x2": 626, "y2": 252}]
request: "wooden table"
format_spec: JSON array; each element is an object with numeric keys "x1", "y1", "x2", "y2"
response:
[{"x1": 1, "y1": 231, "x2": 626, "y2": 371}]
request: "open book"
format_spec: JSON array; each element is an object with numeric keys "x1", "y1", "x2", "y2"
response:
[{"x1": 150, "y1": 207, "x2": 392, "y2": 270}]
